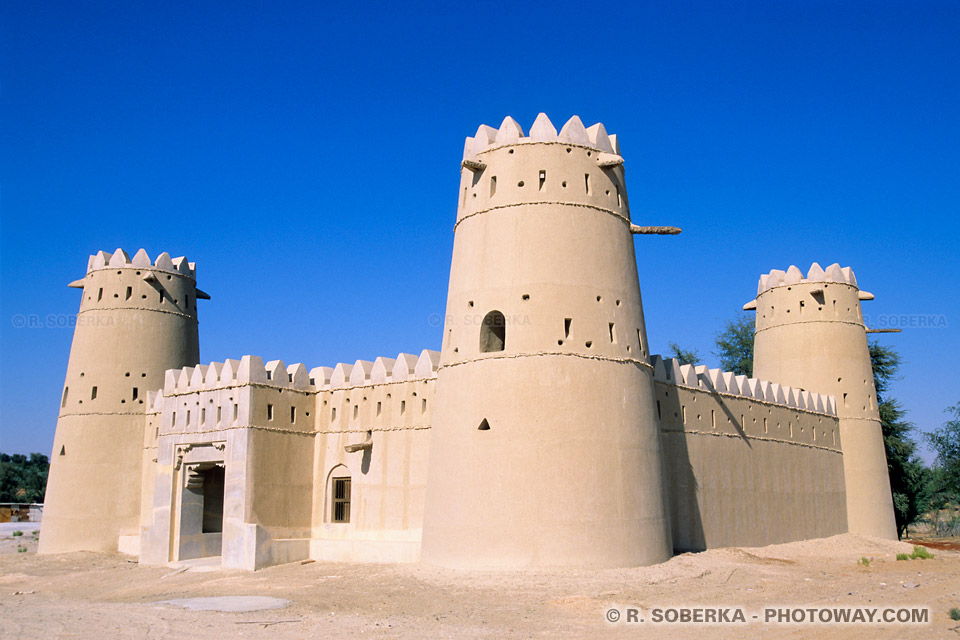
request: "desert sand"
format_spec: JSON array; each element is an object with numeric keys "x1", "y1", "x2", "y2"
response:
[{"x1": 1, "y1": 530, "x2": 958, "y2": 639}]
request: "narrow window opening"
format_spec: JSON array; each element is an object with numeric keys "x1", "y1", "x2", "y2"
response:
[
  {"x1": 490, "y1": 176, "x2": 496, "y2": 197},
  {"x1": 186, "y1": 409, "x2": 191, "y2": 425},
  {"x1": 352, "y1": 404, "x2": 358, "y2": 420},
  {"x1": 132, "y1": 387, "x2": 138, "y2": 400},
  {"x1": 564, "y1": 318, "x2": 572, "y2": 338},
  {"x1": 656, "y1": 400, "x2": 661, "y2": 420},
  {"x1": 332, "y1": 407, "x2": 337, "y2": 421},
  {"x1": 233, "y1": 404, "x2": 238, "y2": 421},
  {"x1": 90, "y1": 386, "x2": 98, "y2": 400},
  {"x1": 584, "y1": 173, "x2": 590, "y2": 194},
  {"x1": 172, "y1": 411, "x2": 177, "y2": 426},
  {"x1": 843, "y1": 393, "x2": 848, "y2": 407},
  {"x1": 711, "y1": 410, "x2": 716, "y2": 429},
  {"x1": 478, "y1": 418, "x2": 490, "y2": 431},
  {"x1": 608, "y1": 323, "x2": 616, "y2": 343},
  {"x1": 616, "y1": 185, "x2": 622, "y2": 207},
  {"x1": 200, "y1": 408, "x2": 206, "y2": 424},
  {"x1": 422, "y1": 398, "x2": 427, "y2": 413},
  {"x1": 97, "y1": 288, "x2": 103, "y2": 302},
  {"x1": 401, "y1": 400, "x2": 406, "y2": 414},
  {"x1": 377, "y1": 401, "x2": 382, "y2": 416},
  {"x1": 637, "y1": 329, "x2": 644, "y2": 353},
  {"x1": 539, "y1": 170, "x2": 546, "y2": 191},
  {"x1": 332, "y1": 477, "x2": 351, "y2": 523},
  {"x1": 61, "y1": 387, "x2": 69, "y2": 408},
  {"x1": 217, "y1": 406, "x2": 222, "y2": 424},
  {"x1": 764, "y1": 417, "x2": 768, "y2": 434},
  {"x1": 159, "y1": 290, "x2": 164, "y2": 304},
  {"x1": 291, "y1": 406, "x2": 296, "y2": 423},
  {"x1": 681, "y1": 406, "x2": 686, "y2": 422},
  {"x1": 479, "y1": 310, "x2": 506, "y2": 352},
  {"x1": 125, "y1": 286, "x2": 132, "y2": 300},
  {"x1": 266, "y1": 371, "x2": 272, "y2": 381},
  {"x1": 267, "y1": 404, "x2": 274, "y2": 421},
  {"x1": 462, "y1": 186, "x2": 467, "y2": 207},
  {"x1": 185, "y1": 295, "x2": 190, "y2": 309}
]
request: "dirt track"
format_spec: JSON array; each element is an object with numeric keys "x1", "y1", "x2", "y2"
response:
[{"x1": 1, "y1": 532, "x2": 958, "y2": 639}]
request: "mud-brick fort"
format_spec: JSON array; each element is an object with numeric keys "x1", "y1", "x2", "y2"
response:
[{"x1": 39, "y1": 114, "x2": 898, "y2": 570}]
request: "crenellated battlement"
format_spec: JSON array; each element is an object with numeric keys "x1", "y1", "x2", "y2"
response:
[
  {"x1": 321, "y1": 349, "x2": 440, "y2": 389},
  {"x1": 757, "y1": 262, "x2": 858, "y2": 296},
  {"x1": 86, "y1": 248, "x2": 196, "y2": 280},
  {"x1": 463, "y1": 113, "x2": 621, "y2": 160},
  {"x1": 163, "y1": 355, "x2": 312, "y2": 394},
  {"x1": 649, "y1": 355, "x2": 837, "y2": 416},
  {"x1": 160, "y1": 349, "x2": 441, "y2": 396}
]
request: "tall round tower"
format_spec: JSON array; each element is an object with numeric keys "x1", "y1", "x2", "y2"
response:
[
  {"x1": 39, "y1": 248, "x2": 205, "y2": 553},
  {"x1": 420, "y1": 114, "x2": 673, "y2": 568},
  {"x1": 749, "y1": 263, "x2": 896, "y2": 539}
]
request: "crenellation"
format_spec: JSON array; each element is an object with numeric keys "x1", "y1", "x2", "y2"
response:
[
  {"x1": 85, "y1": 248, "x2": 197, "y2": 280},
  {"x1": 414, "y1": 349, "x2": 440, "y2": 378},
  {"x1": 370, "y1": 357, "x2": 396, "y2": 383},
  {"x1": 558, "y1": 115, "x2": 590, "y2": 145},
  {"x1": 392, "y1": 353, "x2": 419, "y2": 380},
  {"x1": 463, "y1": 113, "x2": 618, "y2": 161},
  {"x1": 330, "y1": 363, "x2": 354, "y2": 388},
  {"x1": 756, "y1": 261, "x2": 859, "y2": 296},
  {"x1": 649, "y1": 355, "x2": 837, "y2": 418},
  {"x1": 349, "y1": 360, "x2": 375, "y2": 386},
  {"x1": 310, "y1": 366, "x2": 333, "y2": 389}
]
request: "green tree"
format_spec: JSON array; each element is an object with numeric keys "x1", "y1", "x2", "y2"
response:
[
  {"x1": 926, "y1": 402, "x2": 960, "y2": 508},
  {"x1": 667, "y1": 342, "x2": 701, "y2": 366},
  {"x1": 869, "y1": 342, "x2": 930, "y2": 539},
  {"x1": 0, "y1": 453, "x2": 49, "y2": 503},
  {"x1": 713, "y1": 313, "x2": 754, "y2": 377}
]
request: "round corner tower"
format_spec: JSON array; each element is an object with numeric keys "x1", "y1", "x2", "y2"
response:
[
  {"x1": 750, "y1": 263, "x2": 897, "y2": 540},
  {"x1": 39, "y1": 248, "x2": 204, "y2": 553},
  {"x1": 420, "y1": 114, "x2": 673, "y2": 568}
]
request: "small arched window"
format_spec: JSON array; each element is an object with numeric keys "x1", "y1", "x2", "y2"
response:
[
  {"x1": 480, "y1": 310, "x2": 506, "y2": 352},
  {"x1": 326, "y1": 465, "x2": 351, "y2": 523}
]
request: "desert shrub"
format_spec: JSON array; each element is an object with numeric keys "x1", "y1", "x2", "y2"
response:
[{"x1": 910, "y1": 545, "x2": 934, "y2": 560}]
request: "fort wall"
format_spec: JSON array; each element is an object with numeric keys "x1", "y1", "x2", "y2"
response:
[{"x1": 650, "y1": 356, "x2": 847, "y2": 551}]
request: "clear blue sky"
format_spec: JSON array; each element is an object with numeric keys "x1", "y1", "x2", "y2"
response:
[{"x1": 1, "y1": 1, "x2": 957, "y2": 463}]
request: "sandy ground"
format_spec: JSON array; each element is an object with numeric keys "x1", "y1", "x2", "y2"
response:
[{"x1": 0, "y1": 531, "x2": 958, "y2": 639}]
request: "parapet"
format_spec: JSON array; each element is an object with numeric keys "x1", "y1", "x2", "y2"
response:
[
  {"x1": 756, "y1": 262, "x2": 857, "y2": 296},
  {"x1": 322, "y1": 349, "x2": 440, "y2": 390},
  {"x1": 649, "y1": 355, "x2": 837, "y2": 416},
  {"x1": 162, "y1": 355, "x2": 313, "y2": 395},
  {"x1": 85, "y1": 248, "x2": 196, "y2": 280},
  {"x1": 463, "y1": 113, "x2": 621, "y2": 161}
]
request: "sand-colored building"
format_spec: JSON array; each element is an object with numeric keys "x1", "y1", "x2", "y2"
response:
[{"x1": 40, "y1": 114, "x2": 897, "y2": 570}]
